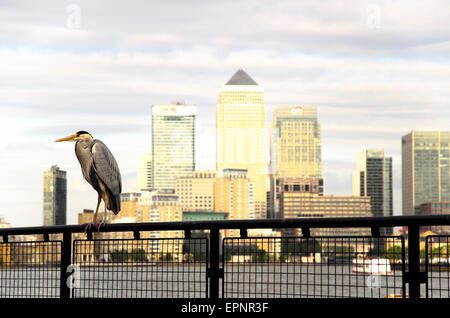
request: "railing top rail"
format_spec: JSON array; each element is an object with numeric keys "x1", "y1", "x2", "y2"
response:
[{"x1": 0, "y1": 215, "x2": 449, "y2": 237}]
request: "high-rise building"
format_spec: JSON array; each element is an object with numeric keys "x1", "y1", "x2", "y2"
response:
[
  {"x1": 216, "y1": 69, "x2": 266, "y2": 219},
  {"x1": 152, "y1": 103, "x2": 196, "y2": 190},
  {"x1": 43, "y1": 165, "x2": 67, "y2": 226},
  {"x1": 402, "y1": 131, "x2": 450, "y2": 216},
  {"x1": 353, "y1": 149, "x2": 393, "y2": 219},
  {"x1": 269, "y1": 106, "x2": 323, "y2": 218},
  {"x1": 214, "y1": 169, "x2": 254, "y2": 237},
  {"x1": 175, "y1": 170, "x2": 216, "y2": 211},
  {"x1": 271, "y1": 106, "x2": 322, "y2": 178},
  {"x1": 137, "y1": 153, "x2": 152, "y2": 191}
]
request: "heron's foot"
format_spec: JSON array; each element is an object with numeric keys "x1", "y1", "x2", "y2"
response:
[
  {"x1": 84, "y1": 223, "x2": 93, "y2": 235},
  {"x1": 96, "y1": 220, "x2": 106, "y2": 232}
]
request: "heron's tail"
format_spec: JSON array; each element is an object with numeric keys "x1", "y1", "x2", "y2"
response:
[{"x1": 108, "y1": 194, "x2": 121, "y2": 215}]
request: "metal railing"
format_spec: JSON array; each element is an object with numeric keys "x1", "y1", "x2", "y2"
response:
[{"x1": 0, "y1": 215, "x2": 449, "y2": 300}]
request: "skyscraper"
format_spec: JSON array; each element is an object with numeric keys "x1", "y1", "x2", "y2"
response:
[
  {"x1": 353, "y1": 149, "x2": 393, "y2": 218},
  {"x1": 402, "y1": 131, "x2": 450, "y2": 216},
  {"x1": 137, "y1": 153, "x2": 152, "y2": 191},
  {"x1": 271, "y1": 106, "x2": 322, "y2": 178},
  {"x1": 152, "y1": 103, "x2": 196, "y2": 190},
  {"x1": 216, "y1": 69, "x2": 267, "y2": 219},
  {"x1": 43, "y1": 165, "x2": 67, "y2": 226},
  {"x1": 269, "y1": 105, "x2": 323, "y2": 218}
]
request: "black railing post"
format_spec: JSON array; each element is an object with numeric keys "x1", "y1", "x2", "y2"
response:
[
  {"x1": 407, "y1": 224, "x2": 424, "y2": 300},
  {"x1": 60, "y1": 231, "x2": 72, "y2": 299},
  {"x1": 209, "y1": 228, "x2": 221, "y2": 299}
]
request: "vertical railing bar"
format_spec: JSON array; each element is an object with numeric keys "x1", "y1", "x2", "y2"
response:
[
  {"x1": 205, "y1": 237, "x2": 209, "y2": 298},
  {"x1": 407, "y1": 224, "x2": 421, "y2": 300},
  {"x1": 402, "y1": 235, "x2": 406, "y2": 298},
  {"x1": 209, "y1": 228, "x2": 220, "y2": 299},
  {"x1": 425, "y1": 236, "x2": 429, "y2": 298},
  {"x1": 60, "y1": 230, "x2": 72, "y2": 299}
]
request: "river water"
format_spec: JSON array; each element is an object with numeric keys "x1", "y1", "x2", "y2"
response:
[{"x1": 0, "y1": 264, "x2": 448, "y2": 298}]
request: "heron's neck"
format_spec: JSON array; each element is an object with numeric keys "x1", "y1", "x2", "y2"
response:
[{"x1": 76, "y1": 138, "x2": 93, "y2": 149}]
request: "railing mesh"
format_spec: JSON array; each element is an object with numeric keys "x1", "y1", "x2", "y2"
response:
[
  {"x1": 72, "y1": 238, "x2": 208, "y2": 298},
  {"x1": 0, "y1": 226, "x2": 449, "y2": 299},
  {"x1": 0, "y1": 241, "x2": 61, "y2": 298},
  {"x1": 222, "y1": 236, "x2": 405, "y2": 298},
  {"x1": 426, "y1": 235, "x2": 450, "y2": 298}
]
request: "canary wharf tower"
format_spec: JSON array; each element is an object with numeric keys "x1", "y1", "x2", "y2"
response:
[
  {"x1": 216, "y1": 70, "x2": 267, "y2": 219},
  {"x1": 271, "y1": 106, "x2": 322, "y2": 178},
  {"x1": 152, "y1": 103, "x2": 196, "y2": 190}
]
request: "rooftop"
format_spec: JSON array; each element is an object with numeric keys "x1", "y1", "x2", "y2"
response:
[{"x1": 225, "y1": 69, "x2": 258, "y2": 85}]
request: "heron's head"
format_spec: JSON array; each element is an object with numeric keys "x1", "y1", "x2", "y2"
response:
[{"x1": 55, "y1": 131, "x2": 93, "y2": 143}]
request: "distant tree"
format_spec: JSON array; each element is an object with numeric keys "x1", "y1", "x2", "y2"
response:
[
  {"x1": 160, "y1": 253, "x2": 173, "y2": 262},
  {"x1": 282, "y1": 239, "x2": 322, "y2": 255},
  {"x1": 110, "y1": 249, "x2": 129, "y2": 262},
  {"x1": 384, "y1": 245, "x2": 406, "y2": 261},
  {"x1": 193, "y1": 252, "x2": 207, "y2": 262},
  {"x1": 251, "y1": 249, "x2": 268, "y2": 262},
  {"x1": 130, "y1": 248, "x2": 147, "y2": 262},
  {"x1": 184, "y1": 253, "x2": 194, "y2": 263}
]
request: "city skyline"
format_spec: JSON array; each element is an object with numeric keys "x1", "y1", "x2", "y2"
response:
[{"x1": 1, "y1": 1, "x2": 450, "y2": 226}]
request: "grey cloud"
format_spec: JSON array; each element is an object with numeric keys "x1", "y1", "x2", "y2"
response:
[{"x1": 2, "y1": 0, "x2": 450, "y2": 58}]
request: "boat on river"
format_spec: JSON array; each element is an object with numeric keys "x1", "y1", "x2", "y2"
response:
[{"x1": 352, "y1": 257, "x2": 392, "y2": 275}]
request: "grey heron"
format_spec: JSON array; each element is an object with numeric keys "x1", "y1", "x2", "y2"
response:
[{"x1": 55, "y1": 131, "x2": 122, "y2": 229}]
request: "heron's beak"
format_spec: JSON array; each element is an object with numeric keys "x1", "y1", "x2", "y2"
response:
[{"x1": 55, "y1": 133, "x2": 77, "y2": 142}]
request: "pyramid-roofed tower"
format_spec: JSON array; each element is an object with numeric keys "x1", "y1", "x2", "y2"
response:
[
  {"x1": 225, "y1": 69, "x2": 258, "y2": 85},
  {"x1": 216, "y1": 69, "x2": 267, "y2": 221}
]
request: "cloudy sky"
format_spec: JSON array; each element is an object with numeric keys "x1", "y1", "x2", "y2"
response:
[{"x1": 1, "y1": 0, "x2": 450, "y2": 226}]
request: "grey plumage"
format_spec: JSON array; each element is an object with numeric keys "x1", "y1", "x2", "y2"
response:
[
  {"x1": 56, "y1": 131, "x2": 122, "y2": 225},
  {"x1": 90, "y1": 140, "x2": 121, "y2": 214}
]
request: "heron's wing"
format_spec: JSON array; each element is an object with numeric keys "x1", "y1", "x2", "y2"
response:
[{"x1": 91, "y1": 140, "x2": 122, "y2": 195}]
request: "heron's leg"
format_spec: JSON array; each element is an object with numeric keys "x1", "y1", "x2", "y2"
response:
[
  {"x1": 85, "y1": 194, "x2": 102, "y2": 234},
  {"x1": 93, "y1": 194, "x2": 102, "y2": 224},
  {"x1": 97, "y1": 193, "x2": 109, "y2": 232}
]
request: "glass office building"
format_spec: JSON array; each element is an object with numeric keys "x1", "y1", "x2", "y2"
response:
[
  {"x1": 152, "y1": 104, "x2": 196, "y2": 190},
  {"x1": 43, "y1": 165, "x2": 67, "y2": 226},
  {"x1": 271, "y1": 105, "x2": 322, "y2": 178},
  {"x1": 353, "y1": 149, "x2": 393, "y2": 218},
  {"x1": 402, "y1": 131, "x2": 450, "y2": 216},
  {"x1": 269, "y1": 105, "x2": 322, "y2": 218}
]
